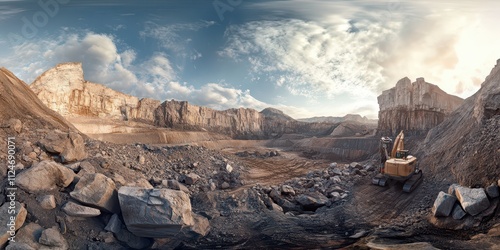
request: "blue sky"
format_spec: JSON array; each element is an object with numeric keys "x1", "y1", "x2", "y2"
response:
[{"x1": 1, "y1": 0, "x2": 500, "y2": 119}]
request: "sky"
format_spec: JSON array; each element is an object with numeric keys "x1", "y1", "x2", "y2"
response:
[{"x1": 1, "y1": 0, "x2": 499, "y2": 119}]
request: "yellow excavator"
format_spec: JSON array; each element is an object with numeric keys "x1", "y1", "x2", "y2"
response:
[{"x1": 372, "y1": 130, "x2": 423, "y2": 192}]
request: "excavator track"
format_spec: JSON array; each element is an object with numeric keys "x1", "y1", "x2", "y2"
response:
[
  {"x1": 372, "y1": 173, "x2": 388, "y2": 187},
  {"x1": 402, "y1": 170, "x2": 423, "y2": 193}
]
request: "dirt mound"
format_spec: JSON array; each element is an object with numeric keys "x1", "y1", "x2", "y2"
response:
[
  {"x1": 417, "y1": 60, "x2": 500, "y2": 187},
  {"x1": 0, "y1": 67, "x2": 73, "y2": 130}
]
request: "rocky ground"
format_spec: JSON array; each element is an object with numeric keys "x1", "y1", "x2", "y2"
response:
[
  {"x1": 0, "y1": 63, "x2": 499, "y2": 249},
  {"x1": 1, "y1": 119, "x2": 499, "y2": 249}
]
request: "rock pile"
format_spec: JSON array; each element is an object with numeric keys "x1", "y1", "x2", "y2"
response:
[
  {"x1": 1, "y1": 121, "x2": 251, "y2": 249},
  {"x1": 235, "y1": 150, "x2": 280, "y2": 158},
  {"x1": 253, "y1": 161, "x2": 376, "y2": 213},
  {"x1": 431, "y1": 182, "x2": 499, "y2": 229}
]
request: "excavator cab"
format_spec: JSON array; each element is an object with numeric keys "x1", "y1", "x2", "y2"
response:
[{"x1": 372, "y1": 131, "x2": 423, "y2": 192}]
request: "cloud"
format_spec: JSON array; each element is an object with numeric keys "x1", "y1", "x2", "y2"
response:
[
  {"x1": 0, "y1": 6, "x2": 25, "y2": 20},
  {"x1": 220, "y1": 18, "x2": 396, "y2": 98},
  {"x1": 0, "y1": 28, "x2": 313, "y2": 118},
  {"x1": 141, "y1": 53, "x2": 177, "y2": 81},
  {"x1": 140, "y1": 21, "x2": 215, "y2": 58},
  {"x1": 221, "y1": 1, "x2": 500, "y2": 103}
]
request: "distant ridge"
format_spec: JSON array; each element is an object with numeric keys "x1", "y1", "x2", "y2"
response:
[{"x1": 298, "y1": 114, "x2": 377, "y2": 124}]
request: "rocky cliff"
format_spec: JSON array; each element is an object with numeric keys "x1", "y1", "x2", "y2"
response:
[
  {"x1": 417, "y1": 60, "x2": 500, "y2": 186},
  {"x1": 298, "y1": 114, "x2": 377, "y2": 124},
  {"x1": 30, "y1": 63, "x2": 158, "y2": 122},
  {"x1": 154, "y1": 100, "x2": 265, "y2": 138},
  {"x1": 153, "y1": 101, "x2": 334, "y2": 139},
  {"x1": 377, "y1": 77, "x2": 463, "y2": 136},
  {"x1": 29, "y1": 63, "x2": 339, "y2": 139}
]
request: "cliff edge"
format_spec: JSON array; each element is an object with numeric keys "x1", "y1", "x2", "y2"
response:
[{"x1": 377, "y1": 77, "x2": 463, "y2": 136}]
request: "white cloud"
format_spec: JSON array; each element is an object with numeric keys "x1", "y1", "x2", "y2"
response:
[
  {"x1": 142, "y1": 53, "x2": 177, "y2": 81},
  {"x1": 221, "y1": 1, "x2": 500, "y2": 104},
  {"x1": 220, "y1": 18, "x2": 396, "y2": 98},
  {"x1": 0, "y1": 6, "x2": 25, "y2": 20}
]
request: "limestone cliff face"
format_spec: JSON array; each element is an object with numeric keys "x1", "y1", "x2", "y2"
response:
[
  {"x1": 30, "y1": 63, "x2": 154, "y2": 121},
  {"x1": 377, "y1": 77, "x2": 463, "y2": 136},
  {"x1": 154, "y1": 100, "x2": 266, "y2": 139},
  {"x1": 154, "y1": 102, "x2": 335, "y2": 139}
]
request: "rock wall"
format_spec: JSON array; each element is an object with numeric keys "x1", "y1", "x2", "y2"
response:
[
  {"x1": 30, "y1": 63, "x2": 154, "y2": 122},
  {"x1": 154, "y1": 101, "x2": 335, "y2": 139},
  {"x1": 29, "y1": 63, "x2": 338, "y2": 139},
  {"x1": 154, "y1": 100, "x2": 265, "y2": 138},
  {"x1": 378, "y1": 77, "x2": 463, "y2": 136}
]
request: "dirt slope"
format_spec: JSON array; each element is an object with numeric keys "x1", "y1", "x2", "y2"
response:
[
  {"x1": 0, "y1": 67, "x2": 74, "y2": 130},
  {"x1": 416, "y1": 61, "x2": 500, "y2": 186}
]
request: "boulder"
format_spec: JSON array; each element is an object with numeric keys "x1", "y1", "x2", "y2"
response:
[
  {"x1": 350, "y1": 162, "x2": 363, "y2": 170},
  {"x1": 38, "y1": 131, "x2": 86, "y2": 163},
  {"x1": 7, "y1": 223, "x2": 43, "y2": 249},
  {"x1": 452, "y1": 204, "x2": 466, "y2": 220},
  {"x1": 118, "y1": 187, "x2": 202, "y2": 238},
  {"x1": 103, "y1": 213, "x2": 153, "y2": 249},
  {"x1": 62, "y1": 201, "x2": 101, "y2": 217},
  {"x1": 16, "y1": 161, "x2": 75, "y2": 193},
  {"x1": 36, "y1": 195, "x2": 56, "y2": 210},
  {"x1": 0, "y1": 202, "x2": 27, "y2": 247},
  {"x1": 432, "y1": 191, "x2": 457, "y2": 217},
  {"x1": 485, "y1": 183, "x2": 499, "y2": 198},
  {"x1": 182, "y1": 213, "x2": 210, "y2": 238},
  {"x1": 331, "y1": 168, "x2": 342, "y2": 176},
  {"x1": 280, "y1": 185, "x2": 295, "y2": 196},
  {"x1": 61, "y1": 132, "x2": 86, "y2": 163},
  {"x1": 114, "y1": 227, "x2": 153, "y2": 249},
  {"x1": 296, "y1": 192, "x2": 329, "y2": 209},
  {"x1": 104, "y1": 214, "x2": 122, "y2": 234},
  {"x1": 448, "y1": 184, "x2": 460, "y2": 196},
  {"x1": 38, "y1": 228, "x2": 68, "y2": 249},
  {"x1": 331, "y1": 192, "x2": 341, "y2": 201},
  {"x1": 184, "y1": 173, "x2": 200, "y2": 185},
  {"x1": 164, "y1": 180, "x2": 189, "y2": 193},
  {"x1": 455, "y1": 186, "x2": 490, "y2": 216},
  {"x1": 6, "y1": 242, "x2": 36, "y2": 250},
  {"x1": 70, "y1": 173, "x2": 119, "y2": 213}
]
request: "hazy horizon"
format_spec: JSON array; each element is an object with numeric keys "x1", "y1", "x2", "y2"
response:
[{"x1": 1, "y1": 0, "x2": 499, "y2": 119}]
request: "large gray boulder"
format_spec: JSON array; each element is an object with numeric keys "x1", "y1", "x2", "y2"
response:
[
  {"x1": 296, "y1": 192, "x2": 329, "y2": 209},
  {"x1": 70, "y1": 173, "x2": 120, "y2": 213},
  {"x1": 16, "y1": 161, "x2": 75, "y2": 193},
  {"x1": 118, "y1": 187, "x2": 208, "y2": 238},
  {"x1": 455, "y1": 186, "x2": 490, "y2": 216},
  {"x1": 432, "y1": 191, "x2": 457, "y2": 217},
  {"x1": 38, "y1": 131, "x2": 86, "y2": 163}
]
